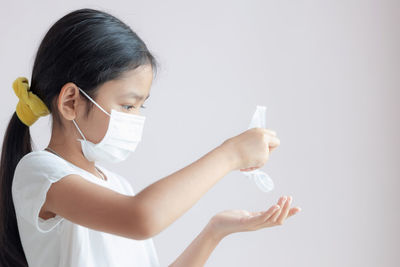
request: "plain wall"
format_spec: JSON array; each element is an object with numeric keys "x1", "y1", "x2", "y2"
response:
[{"x1": 1, "y1": 1, "x2": 399, "y2": 266}]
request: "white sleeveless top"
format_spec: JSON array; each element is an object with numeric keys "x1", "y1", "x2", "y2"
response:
[{"x1": 12, "y1": 150, "x2": 160, "y2": 267}]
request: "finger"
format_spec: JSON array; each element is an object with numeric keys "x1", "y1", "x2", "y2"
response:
[
  {"x1": 277, "y1": 196, "x2": 286, "y2": 207},
  {"x1": 252, "y1": 205, "x2": 280, "y2": 223},
  {"x1": 269, "y1": 196, "x2": 286, "y2": 222},
  {"x1": 242, "y1": 205, "x2": 279, "y2": 226},
  {"x1": 240, "y1": 166, "x2": 259, "y2": 172},
  {"x1": 269, "y1": 145, "x2": 277, "y2": 152},
  {"x1": 276, "y1": 196, "x2": 292, "y2": 224},
  {"x1": 268, "y1": 136, "x2": 280, "y2": 149},
  {"x1": 264, "y1": 129, "x2": 277, "y2": 136},
  {"x1": 287, "y1": 207, "x2": 302, "y2": 218}
]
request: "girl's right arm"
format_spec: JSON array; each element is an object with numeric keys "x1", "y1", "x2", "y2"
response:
[{"x1": 43, "y1": 128, "x2": 280, "y2": 239}]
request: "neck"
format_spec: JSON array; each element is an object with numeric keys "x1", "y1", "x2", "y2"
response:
[{"x1": 46, "y1": 125, "x2": 101, "y2": 179}]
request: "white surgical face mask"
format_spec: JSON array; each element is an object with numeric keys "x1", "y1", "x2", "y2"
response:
[{"x1": 72, "y1": 87, "x2": 146, "y2": 164}]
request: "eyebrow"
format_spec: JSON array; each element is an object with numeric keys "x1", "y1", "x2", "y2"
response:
[{"x1": 120, "y1": 92, "x2": 150, "y2": 100}]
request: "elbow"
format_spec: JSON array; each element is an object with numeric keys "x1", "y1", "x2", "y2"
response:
[
  {"x1": 137, "y1": 210, "x2": 161, "y2": 239},
  {"x1": 133, "y1": 221, "x2": 156, "y2": 240},
  {"x1": 129, "y1": 227, "x2": 153, "y2": 240},
  {"x1": 128, "y1": 199, "x2": 160, "y2": 240}
]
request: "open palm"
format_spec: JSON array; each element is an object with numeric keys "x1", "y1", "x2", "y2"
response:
[{"x1": 210, "y1": 196, "x2": 301, "y2": 238}]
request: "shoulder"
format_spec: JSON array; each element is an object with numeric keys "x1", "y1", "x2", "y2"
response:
[
  {"x1": 13, "y1": 150, "x2": 77, "y2": 190},
  {"x1": 16, "y1": 150, "x2": 70, "y2": 170},
  {"x1": 12, "y1": 151, "x2": 82, "y2": 233}
]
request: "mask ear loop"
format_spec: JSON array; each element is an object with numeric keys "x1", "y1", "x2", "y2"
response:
[
  {"x1": 73, "y1": 87, "x2": 112, "y2": 144},
  {"x1": 72, "y1": 119, "x2": 87, "y2": 141},
  {"x1": 77, "y1": 87, "x2": 111, "y2": 116}
]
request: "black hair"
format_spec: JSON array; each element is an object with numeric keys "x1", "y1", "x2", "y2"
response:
[{"x1": 0, "y1": 8, "x2": 159, "y2": 266}]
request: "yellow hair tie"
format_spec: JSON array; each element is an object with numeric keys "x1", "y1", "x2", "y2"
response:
[{"x1": 12, "y1": 77, "x2": 50, "y2": 127}]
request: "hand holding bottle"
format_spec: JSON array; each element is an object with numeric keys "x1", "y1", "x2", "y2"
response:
[{"x1": 221, "y1": 127, "x2": 280, "y2": 172}]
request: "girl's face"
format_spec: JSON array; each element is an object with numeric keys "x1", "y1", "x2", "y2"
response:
[{"x1": 72, "y1": 64, "x2": 153, "y2": 144}]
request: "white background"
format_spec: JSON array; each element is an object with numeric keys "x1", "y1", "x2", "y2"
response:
[{"x1": 1, "y1": 1, "x2": 399, "y2": 266}]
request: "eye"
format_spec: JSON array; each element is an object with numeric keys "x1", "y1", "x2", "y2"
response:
[
  {"x1": 122, "y1": 104, "x2": 147, "y2": 111},
  {"x1": 122, "y1": 105, "x2": 134, "y2": 111}
]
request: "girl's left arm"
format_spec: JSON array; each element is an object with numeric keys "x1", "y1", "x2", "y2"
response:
[
  {"x1": 168, "y1": 220, "x2": 224, "y2": 267},
  {"x1": 168, "y1": 196, "x2": 301, "y2": 267}
]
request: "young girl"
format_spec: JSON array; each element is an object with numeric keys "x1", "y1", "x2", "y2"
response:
[{"x1": 0, "y1": 8, "x2": 301, "y2": 267}]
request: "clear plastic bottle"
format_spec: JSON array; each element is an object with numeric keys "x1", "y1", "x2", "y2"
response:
[{"x1": 240, "y1": 105, "x2": 274, "y2": 193}]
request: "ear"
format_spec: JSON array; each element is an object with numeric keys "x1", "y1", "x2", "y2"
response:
[{"x1": 57, "y1": 83, "x2": 82, "y2": 120}]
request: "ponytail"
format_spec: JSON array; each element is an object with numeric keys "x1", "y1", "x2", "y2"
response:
[{"x1": 0, "y1": 112, "x2": 32, "y2": 266}]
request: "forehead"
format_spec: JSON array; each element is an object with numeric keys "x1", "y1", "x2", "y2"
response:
[
  {"x1": 97, "y1": 65, "x2": 153, "y2": 100},
  {"x1": 118, "y1": 91, "x2": 150, "y2": 100}
]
